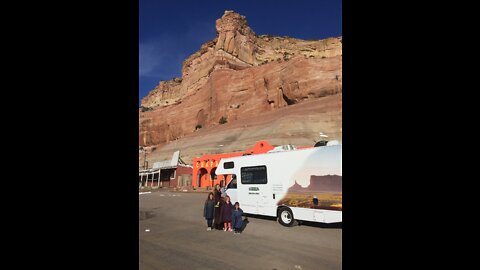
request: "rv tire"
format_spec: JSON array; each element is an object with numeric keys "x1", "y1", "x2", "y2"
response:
[{"x1": 278, "y1": 207, "x2": 294, "y2": 227}]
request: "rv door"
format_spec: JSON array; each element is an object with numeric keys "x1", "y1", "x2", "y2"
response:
[
  {"x1": 225, "y1": 175, "x2": 238, "y2": 204},
  {"x1": 240, "y1": 165, "x2": 269, "y2": 215}
]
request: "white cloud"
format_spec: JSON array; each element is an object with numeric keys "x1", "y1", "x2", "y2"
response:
[
  {"x1": 139, "y1": 42, "x2": 164, "y2": 77},
  {"x1": 139, "y1": 36, "x2": 183, "y2": 78},
  {"x1": 139, "y1": 21, "x2": 216, "y2": 80}
]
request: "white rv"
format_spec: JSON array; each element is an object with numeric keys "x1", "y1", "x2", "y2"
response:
[{"x1": 215, "y1": 144, "x2": 342, "y2": 226}]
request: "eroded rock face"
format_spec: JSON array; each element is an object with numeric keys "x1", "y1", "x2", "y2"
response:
[
  {"x1": 140, "y1": 10, "x2": 342, "y2": 147},
  {"x1": 140, "y1": 78, "x2": 182, "y2": 108},
  {"x1": 214, "y1": 11, "x2": 256, "y2": 65}
]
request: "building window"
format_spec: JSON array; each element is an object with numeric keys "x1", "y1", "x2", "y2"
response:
[
  {"x1": 241, "y1": 166, "x2": 267, "y2": 184},
  {"x1": 160, "y1": 169, "x2": 175, "y2": 181}
]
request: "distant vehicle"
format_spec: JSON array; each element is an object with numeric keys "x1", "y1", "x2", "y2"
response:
[{"x1": 216, "y1": 144, "x2": 342, "y2": 226}]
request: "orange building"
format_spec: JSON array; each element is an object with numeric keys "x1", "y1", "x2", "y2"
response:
[{"x1": 192, "y1": 141, "x2": 275, "y2": 188}]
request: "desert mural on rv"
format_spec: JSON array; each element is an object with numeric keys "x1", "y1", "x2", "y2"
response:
[{"x1": 277, "y1": 146, "x2": 342, "y2": 211}]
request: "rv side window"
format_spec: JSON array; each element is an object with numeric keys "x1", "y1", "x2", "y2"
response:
[
  {"x1": 224, "y1": 162, "x2": 234, "y2": 169},
  {"x1": 240, "y1": 166, "x2": 267, "y2": 184}
]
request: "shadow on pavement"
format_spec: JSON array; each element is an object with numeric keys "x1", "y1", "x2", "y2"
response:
[
  {"x1": 298, "y1": 221, "x2": 342, "y2": 229},
  {"x1": 239, "y1": 218, "x2": 250, "y2": 232},
  {"x1": 243, "y1": 213, "x2": 277, "y2": 222},
  {"x1": 242, "y1": 213, "x2": 341, "y2": 229}
]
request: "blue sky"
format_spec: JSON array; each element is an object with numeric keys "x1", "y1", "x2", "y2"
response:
[{"x1": 139, "y1": 0, "x2": 342, "y2": 106}]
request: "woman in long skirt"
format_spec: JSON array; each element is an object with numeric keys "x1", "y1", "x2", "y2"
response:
[{"x1": 213, "y1": 184, "x2": 223, "y2": 230}]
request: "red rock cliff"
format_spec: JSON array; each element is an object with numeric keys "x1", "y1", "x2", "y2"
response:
[{"x1": 140, "y1": 10, "x2": 342, "y2": 147}]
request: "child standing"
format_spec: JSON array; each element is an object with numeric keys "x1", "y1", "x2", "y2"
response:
[
  {"x1": 232, "y1": 202, "x2": 244, "y2": 234},
  {"x1": 220, "y1": 195, "x2": 233, "y2": 231},
  {"x1": 203, "y1": 192, "x2": 215, "y2": 231}
]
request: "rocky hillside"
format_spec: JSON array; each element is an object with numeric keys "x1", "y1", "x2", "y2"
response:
[{"x1": 139, "y1": 10, "x2": 342, "y2": 164}]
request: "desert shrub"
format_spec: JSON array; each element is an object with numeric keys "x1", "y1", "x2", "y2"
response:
[{"x1": 219, "y1": 116, "x2": 228, "y2": 124}]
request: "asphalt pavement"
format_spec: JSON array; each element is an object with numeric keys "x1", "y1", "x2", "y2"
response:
[{"x1": 139, "y1": 190, "x2": 342, "y2": 270}]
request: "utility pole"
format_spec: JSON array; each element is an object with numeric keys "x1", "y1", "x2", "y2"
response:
[{"x1": 143, "y1": 150, "x2": 147, "y2": 169}]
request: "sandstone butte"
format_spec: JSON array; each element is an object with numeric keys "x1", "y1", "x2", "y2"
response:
[{"x1": 139, "y1": 10, "x2": 342, "y2": 165}]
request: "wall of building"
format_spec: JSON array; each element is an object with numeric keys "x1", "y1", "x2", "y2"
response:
[
  {"x1": 175, "y1": 165, "x2": 193, "y2": 187},
  {"x1": 192, "y1": 140, "x2": 275, "y2": 188}
]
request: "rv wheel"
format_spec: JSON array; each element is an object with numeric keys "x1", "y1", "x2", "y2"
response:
[{"x1": 278, "y1": 207, "x2": 295, "y2": 227}]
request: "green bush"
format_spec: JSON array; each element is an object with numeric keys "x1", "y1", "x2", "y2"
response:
[{"x1": 219, "y1": 116, "x2": 228, "y2": 124}]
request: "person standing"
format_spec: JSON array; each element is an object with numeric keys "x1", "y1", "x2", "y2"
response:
[
  {"x1": 213, "y1": 184, "x2": 223, "y2": 230},
  {"x1": 231, "y1": 202, "x2": 244, "y2": 234},
  {"x1": 220, "y1": 180, "x2": 227, "y2": 198},
  {"x1": 312, "y1": 195, "x2": 319, "y2": 208},
  {"x1": 220, "y1": 195, "x2": 233, "y2": 231},
  {"x1": 203, "y1": 192, "x2": 215, "y2": 231}
]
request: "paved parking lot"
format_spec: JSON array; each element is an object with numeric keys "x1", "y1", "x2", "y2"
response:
[{"x1": 139, "y1": 190, "x2": 342, "y2": 270}]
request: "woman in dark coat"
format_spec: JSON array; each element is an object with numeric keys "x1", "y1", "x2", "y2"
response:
[
  {"x1": 203, "y1": 192, "x2": 215, "y2": 231},
  {"x1": 213, "y1": 184, "x2": 223, "y2": 230},
  {"x1": 220, "y1": 195, "x2": 233, "y2": 231},
  {"x1": 231, "y1": 202, "x2": 243, "y2": 234}
]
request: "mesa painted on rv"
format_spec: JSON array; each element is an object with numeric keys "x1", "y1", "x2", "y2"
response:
[{"x1": 215, "y1": 144, "x2": 342, "y2": 226}]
